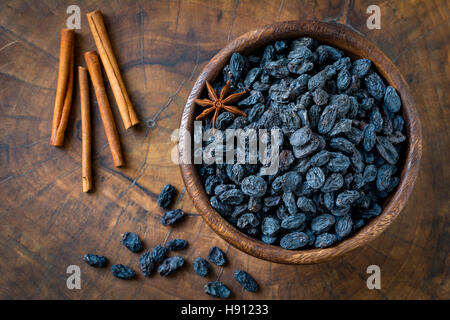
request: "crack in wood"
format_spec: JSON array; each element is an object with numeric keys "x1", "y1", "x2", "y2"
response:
[
  {"x1": 0, "y1": 40, "x2": 17, "y2": 52},
  {"x1": 117, "y1": 133, "x2": 152, "y2": 200},
  {"x1": 31, "y1": 206, "x2": 95, "y2": 299},
  {"x1": 163, "y1": 229, "x2": 172, "y2": 245},
  {"x1": 317, "y1": 263, "x2": 337, "y2": 299},
  {"x1": 98, "y1": 163, "x2": 158, "y2": 199},
  {"x1": 4, "y1": 114, "x2": 47, "y2": 121},
  {"x1": 192, "y1": 219, "x2": 204, "y2": 242},
  {"x1": 0, "y1": 164, "x2": 80, "y2": 218},
  {"x1": 175, "y1": 186, "x2": 186, "y2": 205},
  {"x1": 227, "y1": 0, "x2": 239, "y2": 42},
  {"x1": 144, "y1": 43, "x2": 200, "y2": 129},
  {"x1": 175, "y1": 0, "x2": 181, "y2": 32},
  {"x1": 267, "y1": 262, "x2": 274, "y2": 299},
  {"x1": 393, "y1": 20, "x2": 450, "y2": 63},
  {"x1": 215, "y1": 244, "x2": 230, "y2": 282},
  {"x1": 106, "y1": 202, "x2": 130, "y2": 243},
  {"x1": 337, "y1": 0, "x2": 350, "y2": 25},
  {"x1": 0, "y1": 71, "x2": 56, "y2": 91},
  {"x1": 276, "y1": 0, "x2": 285, "y2": 22},
  {"x1": 0, "y1": 155, "x2": 62, "y2": 185},
  {"x1": 138, "y1": 6, "x2": 147, "y2": 91},
  {"x1": 320, "y1": 0, "x2": 366, "y2": 38},
  {"x1": 345, "y1": 261, "x2": 389, "y2": 300},
  {"x1": 0, "y1": 25, "x2": 58, "y2": 61},
  {"x1": 116, "y1": 45, "x2": 200, "y2": 200}
]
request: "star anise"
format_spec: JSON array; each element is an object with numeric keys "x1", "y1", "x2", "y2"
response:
[{"x1": 194, "y1": 80, "x2": 247, "y2": 129}]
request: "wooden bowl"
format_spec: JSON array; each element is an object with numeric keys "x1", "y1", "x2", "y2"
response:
[{"x1": 178, "y1": 21, "x2": 422, "y2": 264}]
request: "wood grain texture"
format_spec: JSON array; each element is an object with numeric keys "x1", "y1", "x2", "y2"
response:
[{"x1": 0, "y1": 0, "x2": 448, "y2": 299}]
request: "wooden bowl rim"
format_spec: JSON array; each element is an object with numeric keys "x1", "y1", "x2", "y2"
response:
[{"x1": 178, "y1": 20, "x2": 422, "y2": 264}]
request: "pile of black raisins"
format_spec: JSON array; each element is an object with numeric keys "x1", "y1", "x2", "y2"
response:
[
  {"x1": 83, "y1": 184, "x2": 187, "y2": 280},
  {"x1": 84, "y1": 231, "x2": 187, "y2": 280},
  {"x1": 197, "y1": 246, "x2": 259, "y2": 298},
  {"x1": 84, "y1": 184, "x2": 259, "y2": 298},
  {"x1": 197, "y1": 37, "x2": 406, "y2": 250}
]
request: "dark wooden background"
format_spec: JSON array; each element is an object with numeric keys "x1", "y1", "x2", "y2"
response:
[{"x1": 0, "y1": 0, "x2": 448, "y2": 299}]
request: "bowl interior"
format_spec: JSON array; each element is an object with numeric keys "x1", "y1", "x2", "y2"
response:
[{"x1": 179, "y1": 21, "x2": 422, "y2": 264}]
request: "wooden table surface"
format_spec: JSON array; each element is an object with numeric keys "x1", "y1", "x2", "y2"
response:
[{"x1": 0, "y1": 0, "x2": 448, "y2": 300}]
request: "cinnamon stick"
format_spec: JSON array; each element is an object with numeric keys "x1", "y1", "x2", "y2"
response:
[
  {"x1": 84, "y1": 51, "x2": 124, "y2": 167},
  {"x1": 79, "y1": 66, "x2": 92, "y2": 192},
  {"x1": 87, "y1": 10, "x2": 139, "y2": 129},
  {"x1": 51, "y1": 29, "x2": 75, "y2": 146}
]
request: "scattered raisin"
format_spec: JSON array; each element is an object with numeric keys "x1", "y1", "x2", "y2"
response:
[
  {"x1": 83, "y1": 254, "x2": 107, "y2": 268},
  {"x1": 121, "y1": 232, "x2": 143, "y2": 253}
]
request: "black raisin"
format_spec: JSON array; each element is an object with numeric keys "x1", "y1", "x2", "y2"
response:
[
  {"x1": 237, "y1": 213, "x2": 260, "y2": 229},
  {"x1": 215, "y1": 112, "x2": 234, "y2": 130},
  {"x1": 293, "y1": 135, "x2": 320, "y2": 158},
  {"x1": 288, "y1": 59, "x2": 314, "y2": 75},
  {"x1": 218, "y1": 189, "x2": 245, "y2": 205},
  {"x1": 121, "y1": 232, "x2": 143, "y2": 253},
  {"x1": 279, "y1": 149, "x2": 295, "y2": 171},
  {"x1": 321, "y1": 173, "x2": 344, "y2": 193},
  {"x1": 337, "y1": 69, "x2": 351, "y2": 90},
  {"x1": 208, "y1": 246, "x2": 227, "y2": 266},
  {"x1": 193, "y1": 257, "x2": 210, "y2": 277},
  {"x1": 152, "y1": 244, "x2": 167, "y2": 263},
  {"x1": 161, "y1": 209, "x2": 185, "y2": 226},
  {"x1": 167, "y1": 239, "x2": 188, "y2": 251},
  {"x1": 311, "y1": 214, "x2": 336, "y2": 234},
  {"x1": 313, "y1": 88, "x2": 329, "y2": 106},
  {"x1": 306, "y1": 167, "x2": 325, "y2": 189},
  {"x1": 204, "y1": 281, "x2": 230, "y2": 299},
  {"x1": 290, "y1": 127, "x2": 312, "y2": 147},
  {"x1": 384, "y1": 86, "x2": 401, "y2": 113},
  {"x1": 234, "y1": 270, "x2": 259, "y2": 292},
  {"x1": 282, "y1": 192, "x2": 298, "y2": 215},
  {"x1": 262, "y1": 234, "x2": 278, "y2": 244},
  {"x1": 314, "y1": 233, "x2": 337, "y2": 248},
  {"x1": 336, "y1": 190, "x2": 360, "y2": 207},
  {"x1": 157, "y1": 184, "x2": 176, "y2": 208},
  {"x1": 365, "y1": 73, "x2": 386, "y2": 101},
  {"x1": 265, "y1": 59, "x2": 290, "y2": 79},
  {"x1": 318, "y1": 105, "x2": 337, "y2": 134},
  {"x1": 139, "y1": 252, "x2": 155, "y2": 277},
  {"x1": 210, "y1": 196, "x2": 233, "y2": 216},
  {"x1": 241, "y1": 175, "x2": 267, "y2": 197},
  {"x1": 261, "y1": 216, "x2": 281, "y2": 236},
  {"x1": 310, "y1": 150, "x2": 331, "y2": 167},
  {"x1": 376, "y1": 136, "x2": 399, "y2": 164},
  {"x1": 205, "y1": 176, "x2": 221, "y2": 195},
  {"x1": 351, "y1": 58, "x2": 372, "y2": 78},
  {"x1": 376, "y1": 164, "x2": 393, "y2": 191},
  {"x1": 83, "y1": 254, "x2": 107, "y2": 268},
  {"x1": 274, "y1": 40, "x2": 289, "y2": 53},
  {"x1": 329, "y1": 119, "x2": 352, "y2": 137},
  {"x1": 363, "y1": 124, "x2": 376, "y2": 151},
  {"x1": 281, "y1": 214, "x2": 306, "y2": 229},
  {"x1": 330, "y1": 137, "x2": 355, "y2": 154},
  {"x1": 244, "y1": 67, "x2": 262, "y2": 88},
  {"x1": 280, "y1": 232, "x2": 310, "y2": 249},
  {"x1": 112, "y1": 264, "x2": 136, "y2": 279},
  {"x1": 229, "y1": 52, "x2": 247, "y2": 81},
  {"x1": 296, "y1": 197, "x2": 317, "y2": 213},
  {"x1": 158, "y1": 256, "x2": 185, "y2": 276},
  {"x1": 327, "y1": 152, "x2": 350, "y2": 173},
  {"x1": 226, "y1": 164, "x2": 246, "y2": 184}
]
